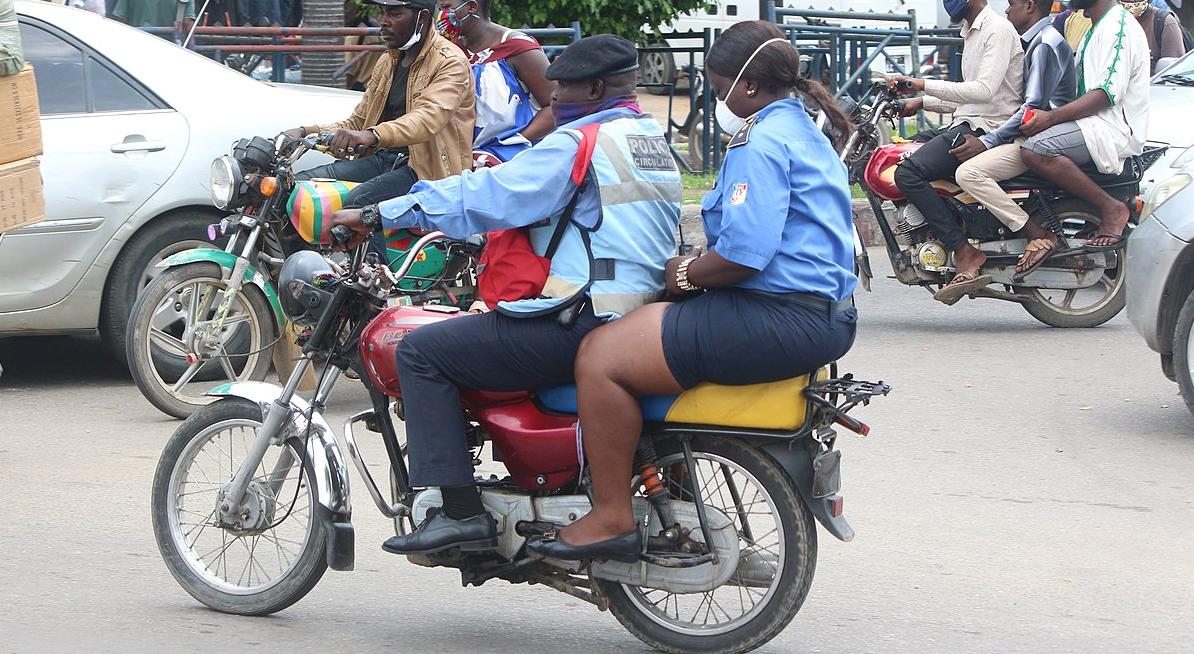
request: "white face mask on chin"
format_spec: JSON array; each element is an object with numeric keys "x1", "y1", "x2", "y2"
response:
[
  {"x1": 714, "y1": 37, "x2": 785, "y2": 135},
  {"x1": 399, "y1": 13, "x2": 426, "y2": 51}
]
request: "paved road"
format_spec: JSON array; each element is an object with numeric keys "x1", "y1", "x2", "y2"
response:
[{"x1": 1, "y1": 253, "x2": 1191, "y2": 653}]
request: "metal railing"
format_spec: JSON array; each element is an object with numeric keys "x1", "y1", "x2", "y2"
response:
[{"x1": 143, "y1": 23, "x2": 582, "y2": 83}]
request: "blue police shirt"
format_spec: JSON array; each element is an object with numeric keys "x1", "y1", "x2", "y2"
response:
[
  {"x1": 373, "y1": 109, "x2": 650, "y2": 236},
  {"x1": 701, "y1": 98, "x2": 857, "y2": 302}
]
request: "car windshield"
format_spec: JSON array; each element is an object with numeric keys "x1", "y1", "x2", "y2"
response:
[{"x1": 1155, "y1": 52, "x2": 1194, "y2": 85}]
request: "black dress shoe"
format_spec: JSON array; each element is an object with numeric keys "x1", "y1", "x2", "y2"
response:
[
  {"x1": 526, "y1": 528, "x2": 641, "y2": 563},
  {"x1": 382, "y1": 509, "x2": 498, "y2": 555}
]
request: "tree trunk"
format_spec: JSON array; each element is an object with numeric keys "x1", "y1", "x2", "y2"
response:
[{"x1": 301, "y1": 0, "x2": 344, "y2": 88}]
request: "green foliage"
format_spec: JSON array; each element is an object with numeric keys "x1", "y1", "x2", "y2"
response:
[{"x1": 490, "y1": 0, "x2": 712, "y2": 41}]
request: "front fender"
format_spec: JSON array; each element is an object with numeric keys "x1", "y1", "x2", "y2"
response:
[
  {"x1": 759, "y1": 440, "x2": 855, "y2": 542},
  {"x1": 206, "y1": 380, "x2": 355, "y2": 571},
  {"x1": 160, "y1": 249, "x2": 285, "y2": 327}
]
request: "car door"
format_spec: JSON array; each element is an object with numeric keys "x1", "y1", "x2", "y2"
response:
[{"x1": 0, "y1": 18, "x2": 188, "y2": 314}]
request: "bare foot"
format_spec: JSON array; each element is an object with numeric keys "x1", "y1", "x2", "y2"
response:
[
  {"x1": 1088, "y1": 202, "x2": 1130, "y2": 247},
  {"x1": 557, "y1": 511, "x2": 636, "y2": 547},
  {"x1": 952, "y1": 243, "x2": 987, "y2": 278}
]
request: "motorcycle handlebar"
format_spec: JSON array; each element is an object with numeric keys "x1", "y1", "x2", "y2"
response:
[{"x1": 330, "y1": 224, "x2": 354, "y2": 246}]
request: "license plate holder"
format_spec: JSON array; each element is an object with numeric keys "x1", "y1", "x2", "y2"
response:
[{"x1": 811, "y1": 449, "x2": 842, "y2": 499}]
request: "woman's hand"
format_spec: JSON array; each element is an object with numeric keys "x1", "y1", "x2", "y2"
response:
[{"x1": 664, "y1": 256, "x2": 689, "y2": 296}]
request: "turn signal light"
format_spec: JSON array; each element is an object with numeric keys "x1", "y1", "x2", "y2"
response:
[
  {"x1": 831, "y1": 496, "x2": 844, "y2": 518},
  {"x1": 259, "y1": 176, "x2": 279, "y2": 197}
]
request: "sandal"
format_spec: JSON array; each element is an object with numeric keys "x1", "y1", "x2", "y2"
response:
[
  {"x1": 1082, "y1": 232, "x2": 1127, "y2": 251},
  {"x1": 933, "y1": 271, "x2": 992, "y2": 306},
  {"x1": 1013, "y1": 237, "x2": 1058, "y2": 282}
]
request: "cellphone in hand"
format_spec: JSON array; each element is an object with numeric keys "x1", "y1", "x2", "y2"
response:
[
  {"x1": 1022, "y1": 108, "x2": 1036, "y2": 125},
  {"x1": 949, "y1": 132, "x2": 966, "y2": 149}
]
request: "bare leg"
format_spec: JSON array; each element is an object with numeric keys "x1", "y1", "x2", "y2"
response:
[
  {"x1": 562, "y1": 303, "x2": 684, "y2": 546},
  {"x1": 1021, "y1": 148, "x2": 1129, "y2": 246},
  {"x1": 951, "y1": 242, "x2": 987, "y2": 280}
]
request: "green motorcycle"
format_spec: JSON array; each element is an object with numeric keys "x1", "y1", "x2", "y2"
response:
[{"x1": 126, "y1": 133, "x2": 477, "y2": 419}]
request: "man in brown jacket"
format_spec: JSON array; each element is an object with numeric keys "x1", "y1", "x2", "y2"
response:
[{"x1": 285, "y1": 0, "x2": 474, "y2": 209}]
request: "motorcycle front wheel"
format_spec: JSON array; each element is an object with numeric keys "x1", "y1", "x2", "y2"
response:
[
  {"x1": 152, "y1": 398, "x2": 328, "y2": 615},
  {"x1": 596, "y1": 436, "x2": 817, "y2": 654},
  {"x1": 128, "y1": 262, "x2": 278, "y2": 419}
]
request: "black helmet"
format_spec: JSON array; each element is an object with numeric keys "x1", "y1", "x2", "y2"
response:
[{"x1": 279, "y1": 251, "x2": 336, "y2": 327}]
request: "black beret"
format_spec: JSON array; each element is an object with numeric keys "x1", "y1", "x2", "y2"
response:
[{"x1": 546, "y1": 34, "x2": 640, "y2": 82}]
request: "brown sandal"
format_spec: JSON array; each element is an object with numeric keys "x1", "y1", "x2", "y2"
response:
[
  {"x1": 1013, "y1": 237, "x2": 1058, "y2": 282},
  {"x1": 933, "y1": 271, "x2": 993, "y2": 306}
]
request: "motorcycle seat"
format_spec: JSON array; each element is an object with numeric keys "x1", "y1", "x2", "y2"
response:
[
  {"x1": 536, "y1": 368, "x2": 827, "y2": 431},
  {"x1": 999, "y1": 156, "x2": 1142, "y2": 191}
]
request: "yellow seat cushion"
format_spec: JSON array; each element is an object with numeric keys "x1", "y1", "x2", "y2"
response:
[{"x1": 662, "y1": 367, "x2": 829, "y2": 431}]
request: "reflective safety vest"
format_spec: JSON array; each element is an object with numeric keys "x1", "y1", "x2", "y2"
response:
[{"x1": 496, "y1": 113, "x2": 683, "y2": 319}]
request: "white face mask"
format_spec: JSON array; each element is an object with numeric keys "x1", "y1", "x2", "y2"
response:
[
  {"x1": 714, "y1": 37, "x2": 785, "y2": 135},
  {"x1": 399, "y1": 12, "x2": 426, "y2": 51}
]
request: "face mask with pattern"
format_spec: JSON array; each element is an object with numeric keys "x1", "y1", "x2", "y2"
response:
[
  {"x1": 1121, "y1": 0, "x2": 1150, "y2": 17},
  {"x1": 436, "y1": 1, "x2": 474, "y2": 39}
]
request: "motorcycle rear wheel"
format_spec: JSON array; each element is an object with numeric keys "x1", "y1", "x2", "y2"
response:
[
  {"x1": 597, "y1": 435, "x2": 817, "y2": 654},
  {"x1": 152, "y1": 398, "x2": 328, "y2": 615},
  {"x1": 1018, "y1": 199, "x2": 1128, "y2": 328},
  {"x1": 128, "y1": 262, "x2": 277, "y2": 419}
]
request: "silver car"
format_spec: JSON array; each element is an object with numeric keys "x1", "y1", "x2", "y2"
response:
[
  {"x1": 1126, "y1": 165, "x2": 1194, "y2": 415},
  {"x1": 0, "y1": 2, "x2": 356, "y2": 362}
]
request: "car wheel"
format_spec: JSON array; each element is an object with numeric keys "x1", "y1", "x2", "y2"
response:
[
  {"x1": 639, "y1": 43, "x2": 677, "y2": 96},
  {"x1": 99, "y1": 211, "x2": 225, "y2": 370},
  {"x1": 1171, "y1": 288, "x2": 1194, "y2": 416}
]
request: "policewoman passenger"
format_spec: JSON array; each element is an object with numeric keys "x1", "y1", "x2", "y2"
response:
[
  {"x1": 528, "y1": 21, "x2": 859, "y2": 562},
  {"x1": 330, "y1": 35, "x2": 683, "y2": 555}
]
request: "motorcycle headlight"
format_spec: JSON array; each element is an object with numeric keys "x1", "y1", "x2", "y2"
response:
[
  {"x1": 210, "y1": 156, "x2": 242, "y2": 210},
  {"x1": 1141, "y1": 172, "x2": 1191, "y2": 222}
]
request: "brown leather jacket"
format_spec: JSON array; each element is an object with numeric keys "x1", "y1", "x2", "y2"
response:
[{"x1": 304, "y1": 31, "x2": 475, "y2": 181}]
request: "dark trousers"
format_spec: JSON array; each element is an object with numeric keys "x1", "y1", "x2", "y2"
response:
[
  {"x1": 396, "y1": 306, "x2": 604, "y2": 487},
  {"x1": 297, "y1": 148, "x2": 416, "y2": 253},
  {"x1": 894, "y1": 125, "x2": 980, "y2": 251}
]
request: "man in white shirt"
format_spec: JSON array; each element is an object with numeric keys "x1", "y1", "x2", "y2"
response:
[
  {"x1": 887, "y1": 0, "x2": 1024, "y2": 298},
  {"x1": 1016, "y1": 0, "x2": 1150, "y2": 277}
]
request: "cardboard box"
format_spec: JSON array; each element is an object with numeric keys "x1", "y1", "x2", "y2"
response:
[
  {"x1": 0, "y1": 157, "x2": 45, "y2": 234},
  {"x1": 0, "y1": 64, "x2": 42, "y2": 167}
]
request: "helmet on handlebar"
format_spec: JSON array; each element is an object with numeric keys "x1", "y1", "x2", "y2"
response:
[
  {"x1": 279, "y1": 251, "x2": 336, "y2": 327},
  {"x1": 287, "y1": 179, "x2": 360, "y2": 247}
]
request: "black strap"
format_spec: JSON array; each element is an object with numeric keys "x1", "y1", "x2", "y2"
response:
[
  {"x1": 1155, "y1": 12, "x2": 1166, "y2": 53},
  {"x1": 543, "y1": 175, "x2": 588, "y2": 260}
]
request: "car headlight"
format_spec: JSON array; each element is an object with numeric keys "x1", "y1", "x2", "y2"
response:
[
  {"x1": 210, "y1": 156, "x2": 242, "y2": 210},
  {"x1": 1170, "y1": 146, "x2": 1194, "y2": 169},
  {"x1": 1141, "y1": 172, "x2": 1191, "y2": 222}
]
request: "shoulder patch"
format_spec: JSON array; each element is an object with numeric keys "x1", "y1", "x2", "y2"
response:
[
  {"x1": 727, "y1": 116, "x2": 757, "y2": 149},
  {"x1": 729, "y1": 182, "x2": 748, "y2": 205}
]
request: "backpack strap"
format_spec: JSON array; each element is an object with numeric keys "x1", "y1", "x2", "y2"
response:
[
  {"x1": 545, "y1": 123, "x2": 602, "y2": 259},
  {"x1": 1155, "y1": 12, "x2": 1167, "y2": 51}
]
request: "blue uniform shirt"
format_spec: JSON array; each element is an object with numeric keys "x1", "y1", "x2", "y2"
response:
[
  {"x1": 701, "y1": 98, "x2": 857, "y2": 301},
  {"x1": 374, "y1": 109, "x2": 649, "y2": 236}
]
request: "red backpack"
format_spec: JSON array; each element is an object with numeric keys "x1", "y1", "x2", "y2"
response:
[{"x1": 476, "y1": 123, "x2": 601, "y2": 309}]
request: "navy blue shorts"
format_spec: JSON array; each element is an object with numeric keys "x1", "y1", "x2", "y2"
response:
[{"x1": 661, "y1": 288, "x2": 858, "y2": 390}]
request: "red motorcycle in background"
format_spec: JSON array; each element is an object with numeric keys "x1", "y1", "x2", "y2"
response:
[
  {"x1": 150, "y1": 224, "x2": 888, "y2": 654},
  {"x1": 842, "y1": 83, "x2": 1166, "y2": 328}
]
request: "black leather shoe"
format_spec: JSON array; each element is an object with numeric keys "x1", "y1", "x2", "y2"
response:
[
  {"x1": 382, "y1": 509, "x2": 498, "y2": 555},
  {"x1": 526, "y1": 528, "x2": 641, "y2": 563}
]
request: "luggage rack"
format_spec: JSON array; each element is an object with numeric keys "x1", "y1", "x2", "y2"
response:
[{"x1": 804, "y1": 374, "x2": 891, "y2": 436}]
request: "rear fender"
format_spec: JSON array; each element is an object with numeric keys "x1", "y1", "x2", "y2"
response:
[
  {"x1": 159, "y1": 248, "x2": 285, "y2": 326},
  {"x1": 758, "y1": 440, "x2": 855, "y2": 542},
  {"x1": 206, "y1": 380, "x2": 354, "y2": 571}
]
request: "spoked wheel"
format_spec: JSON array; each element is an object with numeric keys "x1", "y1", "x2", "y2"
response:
[
  {"x1": 597, "y1": 436, "x2": 817, "y2": 654},
  {"x1": 152, "y1": 398, "x2": 327, "y2": 615},
  {"x1": 1018, "y1": 199, "x2": 1129, "y2": 328},
  {"x1": 128, "y1": 262, "x2": 277, "y2": 419}
]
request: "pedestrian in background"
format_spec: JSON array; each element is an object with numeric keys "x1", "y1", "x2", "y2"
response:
[{"x1": 1122, "y1": 0, "x2": 1187, "y2": 73}]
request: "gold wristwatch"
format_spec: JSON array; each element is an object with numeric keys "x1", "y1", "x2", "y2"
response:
[{"x1": 676, "y1": 256, "x2": 700, "y2": 292}]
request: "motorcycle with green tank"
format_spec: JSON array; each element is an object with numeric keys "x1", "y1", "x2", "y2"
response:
[{"x1": 126, "y1": 132, "x2": 478, "y2": 419}]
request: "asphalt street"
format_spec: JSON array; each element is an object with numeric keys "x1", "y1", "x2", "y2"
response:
[{"x1": 0, "y1": 251, "x2": 1191, "y2": 654}]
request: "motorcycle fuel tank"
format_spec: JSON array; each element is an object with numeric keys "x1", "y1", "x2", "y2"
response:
[
  {"x1": 863, "y1": 142, "x2": 920, "y2": 201},
  {"x1": 359, "y1": 304, "x2": 462, "y2": 397}
]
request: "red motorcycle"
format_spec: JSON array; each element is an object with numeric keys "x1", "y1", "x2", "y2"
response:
[
  {"x1": 843, "y1": 83, "x2": 1166, "y2": 328},
  {"x1": 150, "y1": 231, "x2": 888, "y2": 654}
]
